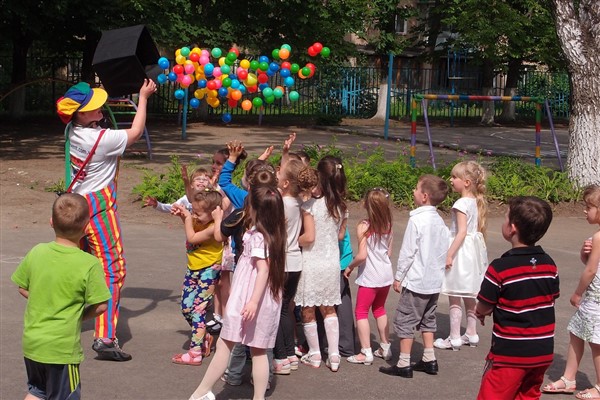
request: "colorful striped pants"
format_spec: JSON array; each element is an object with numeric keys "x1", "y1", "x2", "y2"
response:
[{"x1": 81, "y1": 183, "x2": 126, "y2": 339}]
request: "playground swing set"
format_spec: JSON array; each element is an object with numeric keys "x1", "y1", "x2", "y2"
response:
[{"x1": 407, "y1": 94, "x2": 564, "y2": 172}]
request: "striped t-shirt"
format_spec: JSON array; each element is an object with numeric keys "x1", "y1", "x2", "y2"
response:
[{"x1": 477, "y1": 246, "x2": 560, "y2": 368}]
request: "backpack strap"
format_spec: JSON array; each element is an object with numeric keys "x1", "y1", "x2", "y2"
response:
[{"x1": 64, "y1": 128, "x2": 106, "y2": 193}]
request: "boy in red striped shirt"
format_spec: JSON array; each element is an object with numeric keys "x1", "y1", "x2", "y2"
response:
[{"x1": 475, "y1": 196, "x2": 559, "y2": 400}]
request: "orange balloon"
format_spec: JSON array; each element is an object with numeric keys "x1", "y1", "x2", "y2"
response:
[
  {"x1": 231, "y1": 90, "x2": 243, "y2": 101},
  {"x1": 279, "y1": 48, "x2": 290, "y2": 60},
  {"x1": 241, "y1": 99, "x2": 252, "y2": 111}
]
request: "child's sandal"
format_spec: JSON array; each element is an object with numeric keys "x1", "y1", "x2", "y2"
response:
[
  {"x1": 576, "y1": 384, "x2": 600, "y2": 400},
  {"x1": 541, "y1": 376, "x2": 576, "y2": 394},
  {"x1": 172, "y1": 350, "x2": 203, "y2": 366}
]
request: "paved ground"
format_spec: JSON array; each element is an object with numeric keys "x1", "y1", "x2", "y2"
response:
[{"x1": 1, "y1": 119, "x2": 589, "y2": 400}]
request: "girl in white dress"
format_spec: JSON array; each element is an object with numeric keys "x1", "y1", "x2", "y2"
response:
[
  {"x1": 295, "y1": 155, "x2": 348, "y2": 372},
  {"x1": 434, "y1": 161, "x2": 488, "y2": 351},
  {"x1": 542, "y1": 185, "x2": 600, "y2": 398},
  {"x1": 189, "y1": 185, "x2": 287, "y2": 400}
]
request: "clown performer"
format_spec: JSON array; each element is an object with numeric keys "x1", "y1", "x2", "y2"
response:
[{"x1": 56, "y1": 79, "x2": 156, "y2": 361}]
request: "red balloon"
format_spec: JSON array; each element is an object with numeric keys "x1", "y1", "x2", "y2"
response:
[
  {"x1": 228, "y1": 98, "x2": 238, "y2": 108},
  {"x1": 257, "y1": 73, "x2": 269, "y2": 84},
  {"x1": 246, "y1": 85, "x2": 258, "y2": 93},
  {"x1": 229, "y1": 47, "x2": 240, "y2": 57},
  {"x1": 281, "y1": 61, "x2": 291, "y2": 70},
  {"x1": 207, "y1": 80, "x2": 217, "y2": 90},
  {"x1": 173, "y1": 65, "x2": 184, "y2": 75},
  {"x1": 237, "y1": 69, "x2": 248, "y2": 80},
  {"x1": 306, "y1": 63, "x2": 316, "y2": 78},
  {"x1": 307, "y1": 46, "x2": 318, "y2": 57},
  {"x1": 313, "y1": 42, "x2": 323, "y2": 53},
  {"x1": 189, "y1": 53, "x2": 200, "y2": 63}
]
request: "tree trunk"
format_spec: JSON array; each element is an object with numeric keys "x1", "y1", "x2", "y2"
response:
[
  {"x1": 480, "y1": 59, "x2": 495, "y2": 125},
  {"x1": 9, "y1": 32, "x2": 31, "y2": 119},
  {"x1": 499, "y1": 58, "x2": 522, "y2": 122},
  {"x1": 552, "y1": 0, "x2": 600, "y2": 186}
]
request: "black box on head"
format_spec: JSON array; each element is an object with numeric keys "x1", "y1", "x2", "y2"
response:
[{"x1": 92, "y1": 25, "x2": 162, "y2": 97}]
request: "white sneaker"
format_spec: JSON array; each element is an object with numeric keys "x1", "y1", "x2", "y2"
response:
[
  {"x1": 433, "y1": 337, "x2": 462, "y2": 351},
  {"x1": 189, "y1": 391, "x2": 215, "y2": 400},
  {"x1": 461, "y1": 333, "x2": 480, "y2": 347}
]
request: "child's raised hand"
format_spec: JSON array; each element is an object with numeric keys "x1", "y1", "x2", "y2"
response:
[
  {"x1": 570, "y1": 293, "x2": 582, "y2": 308},
  {"x1": 211, "y1": 205, "x2": 223, "y2": 222},
  {"x1": 581, "y1": 238, "x2": 593, "y2": 264},
  {"x1": 258, "y1": 145, "x2": 274, "y2": 161},
  {"x1": 241, "y1": 300, "x2": 258, "y2": 321},
  {"x1": 227, "y1": 140, "x2": 245, "y2": 162},
  {"x1": 143, "y1": 196, "x2": 158, "y2": 208},
  {"x1": 139, "y1": 79, "x2": 157, "y2": 99},
  {"x1": 283, "y1": 132, "x2": 296, "y2": 153},
  {"x1": 181, "y1": 164, "x2": 190, "y2": 186}
]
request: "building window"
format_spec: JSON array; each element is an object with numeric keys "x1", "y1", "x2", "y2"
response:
[{"x1": 395, "y1": 15, "x2": 408, "y2": 35}]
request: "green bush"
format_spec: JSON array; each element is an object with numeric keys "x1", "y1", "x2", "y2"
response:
[{"x1": 131, "y1": 144, "x2": 581, "y2": 207}]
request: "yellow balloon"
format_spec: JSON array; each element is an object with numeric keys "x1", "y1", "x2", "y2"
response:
[
  {"x1": 240, "y1": 59, "x2": 250, "y2": 69},
  {"x1": 176, "y1": 55, "x2": 186, "y2": 65},
  {"x1": 218, "y1": 57, "x2": 226, "y2": 67},
  {"x1": 191, "y1": 47, "x2": 201, "y2": 55},
  {"x1": 194, "y1": 89, "x2": 205, "y2": 99},
  {"x1": 210, "y1": 99, "x2": 220, "y2": 108},
  {"x1": 175, "y1": 49, "x2": 181, "y2": 57},
  {"x1": 245, "y1": 73, "x2": 257, "y2": 87},
  {"x1": 208, "y1": 89, "x2": 218, "y2": 98}
]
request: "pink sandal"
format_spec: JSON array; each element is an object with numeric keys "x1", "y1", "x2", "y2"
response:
[{"x1": 172, "y1": 350, "x2": 203, "y2": 366}]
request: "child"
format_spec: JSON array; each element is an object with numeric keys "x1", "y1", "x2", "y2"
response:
[
  {"x1": 476, "y1": 196, "x2": 559, "y2": 400},
  {"x1": 379, "y1": 175, "x2": 450, "y2": 378},
  {"x1": 272, "y1": 159, "x2": 305, "y2": 374},
  {"x1": 344, "y1": 187, "x2": 394, "y2": 365},
  {"x1": 435, "y1": 160, "x2": 489, "y2": 350},
  {"x1": 294, "y1": 155, "x2": 348, "y2": 372},
  {"x1": 170, "y1": 189, "x2": 224, "y2": 366},
  {"x1": 11, "y1": 193, "x2": 111, "y2": 399},
  {"x1": 188, "y1": 184, "x2": 287, "y2": 400},
  {"x1": 542, "y1": 185, "x2": 600, "y2": 398},
  {"x1": 57, "y1": 79, "x2": 155, "y2": 361},
  {"x1": 144, "y1": 167, "x2": 211, "y2": 212}
]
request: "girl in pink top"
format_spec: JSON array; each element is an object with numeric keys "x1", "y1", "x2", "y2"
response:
[{"x1": 189, "y1": 185, "x2": 287, "y2": 400}]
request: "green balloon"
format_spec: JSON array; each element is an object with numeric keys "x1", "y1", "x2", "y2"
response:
[
  {"x1": 301, "y1": 67, "x2": 311, "y2": 76},
  {"x1": 281, "y1": 44, "x2": 292, "y2": 52},
  {"x1": 225, "y1": 58, "x2": 235, "y2": 66},
  {"x1": 321, "y1": 47, "x2": 331, "y2": 58},
  {"x1": 290, "y1": 63, "x2": 300, "y2": 74},
  {"x1": 262, "y1": 87, "x2": 274, "y2": 97},
  {"x1": 259, "y1": 61, "x2": 269, "y2": 72},
  {"x1": 265, "y1": 95, "x2": 275, "y2": 104},
  {"x1": 271, "y1": 49, "x2": 280, "y2": 59},
  {"x1": 221, "y1": 65, "x2": 231, "y2": 74},
  {"x1": 227, "y1": 51, "x2": 237, "y2": 61},
  {"x1": 289, "y1": 91, "x2": 299, "y2": 101},
  {"x1": 211, "y1": 47, "x2": 222, "y2": 58},
  {"x1": 252, "y1": 97, "x2": 263, "y2": 107},
  {"x1": 180, "y1": 47, "x2": 191, "y2": 57},
  {"x1": 273, "y1": 87, "x2": 284, "y2": 98},
  {"x1": 222, "y1": 77, "x2": 232, "y2": 87},
  {"x1": 250, "y1": 60, "x2": 260, "y2": 71}
]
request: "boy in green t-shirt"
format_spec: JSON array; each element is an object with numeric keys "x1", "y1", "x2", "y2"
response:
[{"x1": 11, "y1": 193, "x2": 111, "y2": 400}]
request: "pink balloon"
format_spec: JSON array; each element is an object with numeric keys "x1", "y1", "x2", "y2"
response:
[
  {"x1": 199, "y1": 55, "x2": 210, "y2": 65},
  {"x1": 201, "y1": 49, "x2": 210, "y2": 57},
  {"x1": 181, "y1": 75, "x2": 192, "y2": 86},
  {"x1": 214, "y1": 79, "x2": 222, "y2": 89},
  {"x1": 184, "y1": 64, "x2": 195, "y2": 74},
  {"x1": 213, "y1": 67, "x2": 223, "y2": 78}
]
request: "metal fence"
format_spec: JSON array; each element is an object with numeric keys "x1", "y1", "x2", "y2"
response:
[{"x1": 0, "y1": 56, "x2": 570, "y2": 121}]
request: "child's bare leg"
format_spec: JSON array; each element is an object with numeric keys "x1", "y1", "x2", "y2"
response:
[
  {"x1": 375, "y1": 314, "x2": 389, "y2": 345},
  {"x1": 463, "y1": 297, "x2": 477, "y2": 336},
  {"x1": 250, "y1": 347, "x2": 269, "y2": 400},
  {"x1": 421, "y1": 331, "x2": 436, "y2": 362},
  {"x1": 219, "y1": 271, "x2": 231, "y2": 308},
  {"x1": 544, "y1": 333, "x2": 584, "y2": 391},
  {"x1": 353, "y1": 318, "x2": 370, "y2": 360},
  {"x1": 190, "y1": 337, "x2": 235, "y2": 398},
  {"x1": 590, "y1": 342, "x2": 600, "y2": 385}
]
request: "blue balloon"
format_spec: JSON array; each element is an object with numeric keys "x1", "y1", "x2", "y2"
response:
[
  {"x1": 157, "y1": 73, "x2": 167, "y2": 84},
  {"x1": 258, "y1": 55, "x2": 269, "y2": 64},
  {"x1": 168, "y1": 72, "x2": 178, "y2": 82},
  {"x1": 266, "y1": 69, "x2": 275, "y2": 77},
  {"x1": 280, "y1": 68, "x2": 291, "y2": 78},
  {"x1": 269, "y1": 62, "x2": 280, "y2": 72},
  {"x1": 218, "y1": 87, "x2": 229, "y2": 97},
  {"x1": 238, "y1": 85, "x2": 247, "y2": 94},
  {"x1": 222, "y1": 113, "x2": 232, "y2": 123},
  {"x1": 174, "y1": 89, "x2": 185, "y2": 100},
  {"x1": 158, "y1": 57, "x2": 170, "y2": 70},
  {"x1": 204, "y1": 63, "x2": 214, "y2": 76},
  {"x1": 230, "y1": 79, "x2": 240, "y2": 89},
  {"x1": 284, "y1": 76, "x2": 295, "y2": 87},
  {"x1": 259, "y1": 83, "x2": 269, "y2": 91},
  {"x1": 190, "y1": 98, "x2": 200, "y2": 108}
]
